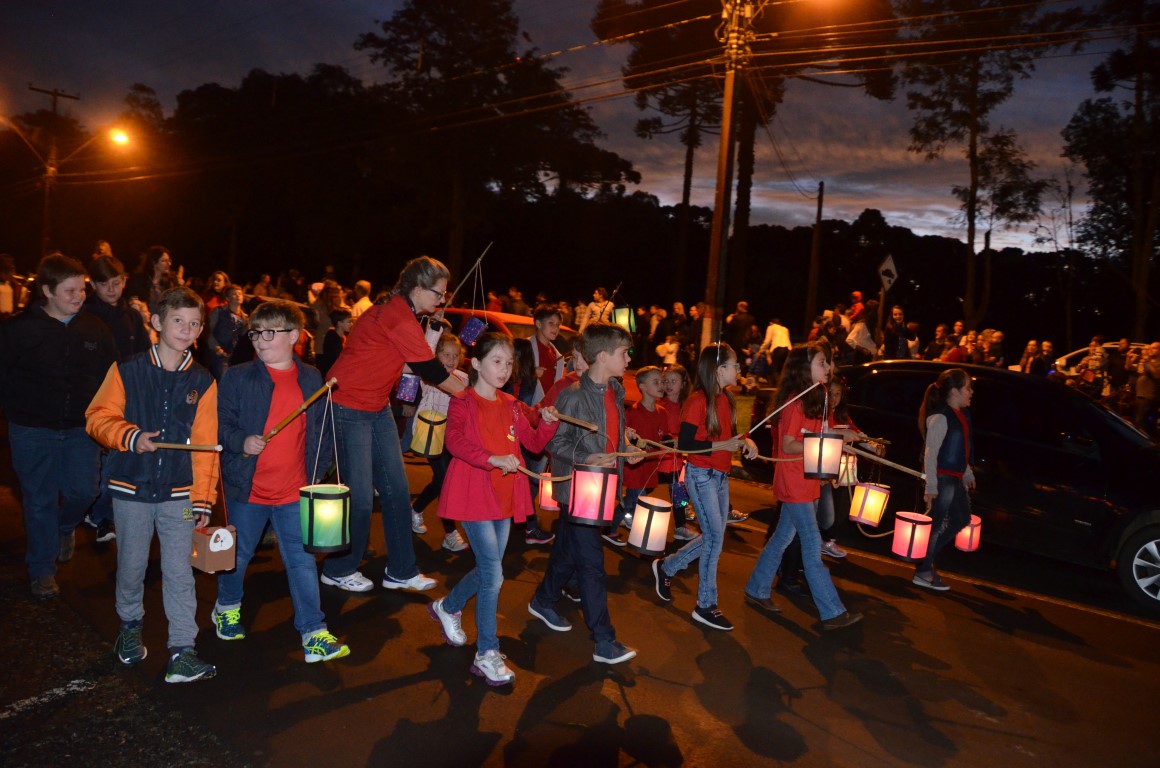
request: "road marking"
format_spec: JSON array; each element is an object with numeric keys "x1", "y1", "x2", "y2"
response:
[
  {"x1": 848, "y1": 549, "x2": 1160, "y2": 630},
  {"x1": 0, "y1": 678, "x2": 96, "y2": 720}
]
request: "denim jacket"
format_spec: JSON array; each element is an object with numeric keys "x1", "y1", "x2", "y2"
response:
[{"x1": 546, "y1": 373, "x2": 626, "y2": 505}]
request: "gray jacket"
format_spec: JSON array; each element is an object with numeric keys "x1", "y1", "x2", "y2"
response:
[{"x1": 547, "y1": 373, "x2": 627, "y2": 505}]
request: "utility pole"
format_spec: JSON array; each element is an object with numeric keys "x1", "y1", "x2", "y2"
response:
[
  {"x1": 28, "y1": 84, "x2": 80, "y2": 254},
  {"x1": 701, "y1": 1, "x2": 755, "y2": 351},
  {"x1": 804, "y1": 181, "x2": 824, "y2": 335}
]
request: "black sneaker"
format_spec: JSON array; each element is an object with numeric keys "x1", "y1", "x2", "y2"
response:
[
  {"x1": 601, "y1": 532, "x2": 626, "y2": 547},
  {"x1": 561, "y1": 585, "x2": 582, "y2": 603},
  {"x1": 692, "y1": 603, "x2": 734, "y2": 631},
  {"x1": 821, "y1": 611, "x2": 864, "y2": 631},
  {"x1": 96, "y1": 520, "x2": 116, "y2": 542},
  {"x1": 652, "y1": 558, "x2": 672, "y2": 602},
  {"x1": 526, "y1": 528, "x2": 555, "y2": 546}
]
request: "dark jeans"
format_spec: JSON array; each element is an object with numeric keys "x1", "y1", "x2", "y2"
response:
[
  {"x1": 919, "y1": 474, "x2": 972, "y2": 575},
  {"x1": 414, "y1": 452, "x2": 455, "y2": 534},
  {"x1": 533, "y1": 507, "x2": 615, "y2": 643}
]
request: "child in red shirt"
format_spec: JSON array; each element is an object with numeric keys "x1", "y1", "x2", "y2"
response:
[
  {"x1": 605, "y1": 366, "x2": 667, "y2": 546},
  {"x1": 427, "y1": 333, "x2": 558, "y2": 686},
  {"x1": 660, "y1": 364, "x2": 696, "y2": 539}
]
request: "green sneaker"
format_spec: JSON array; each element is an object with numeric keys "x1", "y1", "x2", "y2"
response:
[
  {"x1": 212, "y1": 607, "x2": 246, "y2": 641},
  {"x1": 114, "y1": 623, "x2": 147, "y2": 665},
  {"x1": 303, "y1": 631, "x2": 350, "y2": 664},
  {"x1": 165, "y1": 648, "x2": 216, "y2": 683}
]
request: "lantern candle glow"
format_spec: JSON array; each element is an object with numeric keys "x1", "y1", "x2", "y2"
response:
[
  {"x1": 802, "y1": 432, "x2": 843, "y2": 479},
  {"x1": 848, "y1": 482, "x2": 890, "y2": 526},
  {"x1": 538, "y1": 472, "x2": 559, "y2": 511},
  {"x1": 955, "y1": 514, "x2": 982, "y2": 552},
  {"x1": 892, "y1": 511, "x2": 932, "y2": 560},
  {"x1": 626, "y1": 496, "x2": 671, "y2": 556},
  {"x1": 566, "y1": 464, "x2": 619, "y2": 527},
  {"x1": 299, "y1": 484, "x2": 351, "y2": 553},
  {"x1": 611, "y1": 306, "x2": 636, "y2": 334}
]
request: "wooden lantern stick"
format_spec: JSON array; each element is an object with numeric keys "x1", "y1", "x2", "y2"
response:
[
  {"x1": 152, "y1": 442, "x2": 222, "y2": 452},
  {"x1": 261, "y1": 378, "x2": 338, "y2": 442},
  {"x1": 555, "y1": 412, "x2": 597, "y2": 432},
  {"x1": 746, "y1": 381, "x2": 823, "y2": 436},
  {"x1": 844, "y1": 443, "x2": 925, "y2": 480}
]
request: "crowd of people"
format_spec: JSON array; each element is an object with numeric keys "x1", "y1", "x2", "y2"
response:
[{"x1": 1, "y1": 241, "x2": 1158, "y2": 689}]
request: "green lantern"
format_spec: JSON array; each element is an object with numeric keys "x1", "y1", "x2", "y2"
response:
[{"x1": 299, "y1": 484, "x2": 351, "y2": 553}]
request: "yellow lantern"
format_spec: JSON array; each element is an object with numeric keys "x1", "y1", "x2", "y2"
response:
[
  {"x1": 955, "y1": 514, "x2": 982, "y2": 552},
  {"x1": 626, "y1": 496, "x2": 671, "y2": 556},
  {"x1": 566, "y1": 464, "x2": 618, "y2": 527},
  {"x1": 410, "y1": 410, "x2": 447, "y2": 457},
  {"x1": 299, "y1": 484, "x2": 351, "y2": 553},
  {"x1": 538, "y1": 472, "x2": 559, "y2": 511},
  {"x1": 802, "y1": 431, "x2": 843, "y2": 479},
  {"x1": 849, "y1": 482, "x2": 890, "y2": 526},
  {"x1": 611, "y1": 306, "x2": 636, "y2": 334},
  {"x1": 892, "y1": 512, "x2": 932, "y2": 561},
  {"x1": 837, "y1": 453, "x2": 858, "y2": 486}
]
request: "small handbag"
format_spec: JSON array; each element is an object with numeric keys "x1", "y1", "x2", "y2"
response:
[{"x1": 191, "y1": 453, "x2": 236, "y2": 574}]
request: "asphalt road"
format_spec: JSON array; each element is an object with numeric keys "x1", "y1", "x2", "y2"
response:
[{"x1": 3, "y1": 453, "x2": 1159, "y2": 768}]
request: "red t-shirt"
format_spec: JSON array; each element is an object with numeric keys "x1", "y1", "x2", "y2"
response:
[
  {"x1": 250, "y1": 364, "x2": 308, "y2": 505},
  {"x1": 329, "y1": 294, "x2": 435, "y2": 411},
  {"x1": 773, "y1": 399, "x2": 821, "y2": 503},
  {"x1": 535, "y1": 338, "x2": 559, "y2": 398},
  {"x1": 682, "y1": 391, "x2": 734, "y2": 474},
  {"x1": 473, "y1": 389, "x2": 517, "y2": 513},
  {"x1": 624, "y1": 400, "x2": 667, "y2": 489},
  {"x1": 540, "y1": 371, "x2": 579, "y2": 409}
]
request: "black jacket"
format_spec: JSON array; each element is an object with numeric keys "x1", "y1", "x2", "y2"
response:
[{"x1": 84, "y1": 294, "x2": 151, "y2": 361}]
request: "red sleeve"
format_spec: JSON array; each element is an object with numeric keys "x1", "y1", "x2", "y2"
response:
[
  {"x1": 680, "y1": 392, "x2": 707, "y2": 433},
  {"x1": 445, "y1": 394, "x2": 494, "y2": 470},
  {"x1": 515, "y1": 401, "x2": 558, "y2": 455}
]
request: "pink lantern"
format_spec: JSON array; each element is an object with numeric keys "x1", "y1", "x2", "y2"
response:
[
  {"x1": 538, "y1": 472, "x2": 559, "y2": 511},
  {"x1": 626, "y1": 496, "x2": 671, "y2": 557},
  {"x1": 566, "y1": 464, "x2": 619, "y2": 527},
  {"x1": 892, "y1": 512, "x2": 932, "y2": 560},
  {"x1": 848, "y1": 482, "x2": 890, "y2": 527},
  {"x1": 955, "y1": 515, "x2": 982, "y2": 552},
  {"x1": 802, "y1": 432, "x2": 843, "y2": 479}
]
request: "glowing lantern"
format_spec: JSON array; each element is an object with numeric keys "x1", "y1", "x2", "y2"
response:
[
  {"x1": 538, "y1": 472, "x2": 559, "y2": 511},
  {"x1": 299, "y1": 484, "x2": 351, "y2": 553},
  {"x1": 838, "y1": 453, "x2": 858, "y2": 486},
  {"x1": 611, "y1": 306, "x2": 636, "y2": 334},
  {"x1": 892, "y1": 512, "x2": 932, "y2": 560},
  {"x1": 567, "y1": 464, "x2": 618, "y2": 527},
  {"x1": 848, "y1": 482, "x2": 890, "y2": 527},
  {"x1": 670, "y1": 463, "x2": 689, "y2": 506},
  {"x1": 626, "y1": 496, "x2": 671, "y2": 556},
  {"x1": 802, "y1": 432, "x2": 843, "y2": 479},
  {"x1": 955, "y1": 514, "x2": 982, "y2": 552},
  {"x1": 410, "y1": 410, "x2": 447, "y2": 457}
]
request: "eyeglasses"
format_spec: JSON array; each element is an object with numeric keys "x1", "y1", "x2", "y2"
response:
[
  {"x1": 247, "y1": 328, "x2": 294, "y2": 342},
  {"x1": 422, "y1": 287, "x2": 449, "y2": 301}
]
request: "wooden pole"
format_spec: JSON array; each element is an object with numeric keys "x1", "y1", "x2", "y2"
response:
[
  {"x1": 152, "y1": 442, "x2": 222, "y2": 452},
  {"x1": 262, "y1": 378, "x2": 337, "y2": 442}
]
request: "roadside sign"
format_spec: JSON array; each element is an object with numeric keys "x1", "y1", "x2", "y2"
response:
[{"x1": 878, "y1": 255, "x2": 897, "y2": 291}]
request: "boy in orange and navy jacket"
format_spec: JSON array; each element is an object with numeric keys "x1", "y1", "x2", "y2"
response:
[{"x1": 86, "y1": 286, "x2": 219, "y2": 683}]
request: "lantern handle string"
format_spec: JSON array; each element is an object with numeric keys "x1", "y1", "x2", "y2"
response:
[
  {"x1": 447, "y1": 242, "x2": 492, "y2": 308},
  {"x1": 247, "y1": 378, "x2": 338, "y2": 458},
  {"x1": 746, "y1": 381, "x2": 822, "y2": 436},
  {"x1": 309, "y1": 385, "x2": 342, "y2": 487}
]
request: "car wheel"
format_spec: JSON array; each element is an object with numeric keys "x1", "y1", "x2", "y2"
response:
[{"x1": 1117, "y1": 526, "x2": 1160, "y2": 611}]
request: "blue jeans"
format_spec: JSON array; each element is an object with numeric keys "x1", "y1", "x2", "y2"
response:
[
  {"x1": 9, "y1": 424, "x2": 100, "y2": 578},
  {"x1": 216, "y1": 499, "x2": 326, "y2": 639},
  {"x1": 662, "y1": 465, "x2": 728, "y2": 608},
  {"x1": 443, "y1": 519, "x2": 510, "y2": 652},
  {"x1": 533, "y1": 508, "x2": 616, "y2": 643},
  {"x1": 322, "y1": 403, "x2": 419, "y2": 582},
  {"x1": 747, "y1": 500, "x2": 847, "y2": 621},
  {"x1": 919, "y1": 475, "x2": 972, "y2": 575}
]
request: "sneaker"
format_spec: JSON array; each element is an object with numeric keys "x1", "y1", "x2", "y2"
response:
[
  {"x1": 621, "y1": 512, "x2": 634, "y2": 530},
  {"x1": 744, "y1": 591, "x2": 782, "y2": 614},
  {"x1": 601, "y1": 532, "x2": 626, "y2": 547},
  {"x1": 471, "y1": 649, "x2": 515, "y2": 686},
  {"x1": 726, "y1": 509, "x2": 749, "y2": 525},
  {"x1": 592, "y1": 639, "x2": 637, "y2": 664},
  {"x1": 822, "y1": 539, "x2": 847, "y2": 559},
  {"x1": 442, "y1": 529, "x2": 469, "y2": 552},
  {"x1": 30, "y1": 574, "x2": 60, "y2": 600},
  {"x1": 672, "y1": 526, "x2": 697, "y2": 541},
  {"x1": 525, "y1": 527, "x2": 555, "y2": 545},
  {"x1": 58, "y1": 531, "x2": 75, "y2": 563},
  {"x1": 165, "y1": 648, "x2": 216, "y2": 683},
  {"x1": 320, "y1": 571, "x2": 375, "y2": 592},
  {"x1": 692, "y1": 603, "x2": 734, "y2": 631},
  {"x1": 411, "y1": 510, "x2": 427, "y2": 535},
  {"x1": 84, "y1": 514, "x2": 98, "y2": 529},
  {"x1": 561, "y1": 585, "x2": 582, "y2": 603},
  {"x1": 428, "y1": 599, "x2": 467, "y2": 647},
  {"x1": 685, "y1": 508, "x2": 696, "y2": 522},
  {"x1": 95, "y1": 520, "x2": 116, "y2": 542},
  {"x1": 528, "y1": 600, "x2": 572, "y2": 631},
  {"x1": 821, "y1": 611, "x2": 864, "y2": 631},
  {"x1": 912, "y1": 572, "x2": 951, "y2": 592},
  {"x1": 303, "y1": 630, "x2": 350, "y2": 663},
  {"x1": 382, "y1": 572, "x2": 436, "y2": 591},
  {"x1": 652, "y1": 558, "x2": 673, "y2": 602},
  {"x1": 114, "y1": 623, "x2": 147, "y2": 665},
  {"x1": 212, "y1": 607, "x2": 246, "y2": 641}
]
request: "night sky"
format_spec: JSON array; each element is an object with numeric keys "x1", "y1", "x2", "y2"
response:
[{"x1": 1, "y1": 0, "x2": 1110, "y2": 250}]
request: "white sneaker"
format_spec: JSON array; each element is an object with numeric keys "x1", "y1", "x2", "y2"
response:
[
  {"x1": 621, "y1": 512, "x2": 634, "y2": 530},
  {"x1": 320, "y1": 571, "x2": 374, "y2": 592},
  {"x1": 382, "y1": 572, "x2": 436, "y2": 591},
  {"x1": 822, "y1": 539, "x2": 848, "y2": 559},
  {"x1": 411, "y1": 510, "x2": 427, "y2": 534},
  {"x1": 428, "y1": 599, "x2": 467, "y2": 646},
  {"x1": 442, "y1": 530, "x2": 469, "y2": 552},
  {"x1": 673, "y1": 526, "x2": 698, "y2": 541},
  {"x1": 727, "y1": 509, "x2": 749, "y2": 525},
  {"x1": 471, "y1": 649, "x2": 515, "y2": 686}
]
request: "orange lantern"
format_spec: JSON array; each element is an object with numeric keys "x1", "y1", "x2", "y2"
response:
[
  {"x1": 538, "y1": 472, "x2": 559, "y2": 511},
  {"x1": 566, "y1": 464, "x2": 618, "y2": 527},
  {"x1": 802, "y1": 431, "x2": 843, "y2": 479},
  {"x1": 849, "y1": 482, "x2": 890, "y2": 526},
  {"x1": 626, "y1": 496, "x2": 671, "y2": 556},
  {"x1": 955, "y1": 514, "x2": 982, "y2": 552},
  {"x1": 892, "y1": 512, "x2": 932, "y2": 560}
]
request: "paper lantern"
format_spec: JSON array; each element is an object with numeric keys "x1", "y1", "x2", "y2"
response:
[
  {"x1": 848, "y1": 482, "x2": 890, "y2": 526},
  {"x1": 566, "y1": 464, "x2": 618, "y2": 527},
  {"x1": 802, "y1": 432, "x2": 843, "y2": 479},
  {"x1": 410, "y1": 410, "x2": 447, "y2": 457},
  {"x1": 892, "y1": 512, "x2": 932, "y2": 560},
  {"x1": 299, "y1": 484, "x2": 351, "y2": 553},
  {"x1": 538, "y1": 472, "x2": 559, "y2": 511},
  {"x1": 611, "y1": 306, "x2": 636, "y2": 334},
  {"x1": 626, "y1": 496, "x2": 671, "y2": 556},
  {"x1": 837, "y1": 453, "x2": 858, "y2": 486},
  {"x1": 955, "y1": 514, "x2": 982, "y2": 552},
  {"x1": 670, "y1": 463, "x2": 689, "y2": 506}
]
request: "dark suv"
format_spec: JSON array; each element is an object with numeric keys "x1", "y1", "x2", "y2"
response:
[{"x1": 744, "y1": 361, "x2": 1160, "y2": 611}]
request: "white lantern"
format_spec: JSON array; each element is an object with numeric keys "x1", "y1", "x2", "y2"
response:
[
  {"x1": 802, "y1": 432, "x2": 843, "y2": 479},
  {"x1": 626, "y1": 496, "x2": 671, "y2": 556}
]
